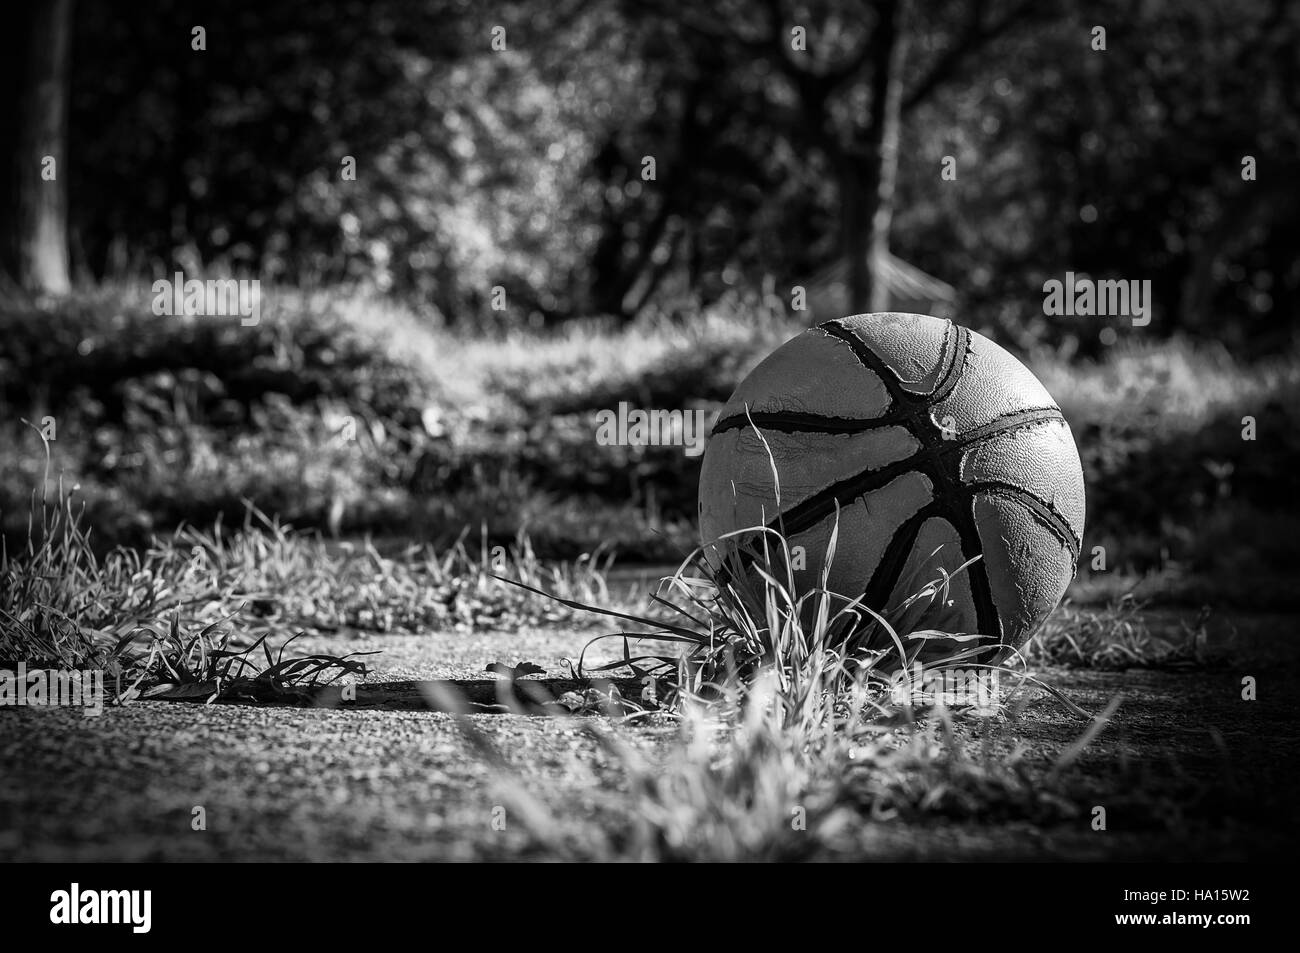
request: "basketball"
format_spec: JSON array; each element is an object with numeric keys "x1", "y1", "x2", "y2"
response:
[{"x1": 698, "y1": 312, "x2": 1086, "y2": 656}]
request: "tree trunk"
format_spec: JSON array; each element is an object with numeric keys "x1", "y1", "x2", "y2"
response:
[
  {"x1": 867, "y1": 0, "x2": 910, "y2": 313},
  {"x1": 840, "y1": 151, "x2": 874, "y2": 314},
  {"x1": 841, "y1": 0, "x2": 910, "y2": 314},
  {"x1": 5, "y1": 0, "x2": 74, "y2": 296}
]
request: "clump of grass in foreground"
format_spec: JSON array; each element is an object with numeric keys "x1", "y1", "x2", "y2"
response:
[
  {"x1": 0, "y1": 484, "x2": 370, "y2": 703},
  {"x1": 505, "y1": 514, "x2": 1084, "y2": 714},
  {"x1": 476, "y1": 515, "x2": 1116, "y2": 860},
  {"x1": 0, "y1": 473, "x2": 169, "y2": 670},
  {"x1": 112, "y1": 617, "x2": 373, "y2": 706},
  {"x1": 462, "y1": 672, "x2": 1114, "y2": 861}
]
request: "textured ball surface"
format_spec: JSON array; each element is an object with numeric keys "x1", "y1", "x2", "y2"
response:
[{"x1": 698, "y1": 312, "x2": 1085, "y2": 654}]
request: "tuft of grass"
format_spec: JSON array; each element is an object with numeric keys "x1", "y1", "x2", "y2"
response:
[
  {"x1": 0, "y1": 469, "x2": 177, "y2": 670},
  {"x1": 501, "y1": 494, "x2": 1087, "y2": 719},
  {"x1": 1, "y1": 462, "x2": 619, "y2": 700},
  {"x1": 111, "y1": 616, "x2": 374, "y2": 706},
  {"x1": 0, "y1": 464, "x2": 376, "y2": 704},
  {"x1": 1028, "y1": 596, "x2": 1219, "y2": 669},
  {"x1": 474, "y1": 493, "x2": 1112, "y2": 859},
  {"x1": 455, "y1": 672, "x2": 1111, "y2": 861}
]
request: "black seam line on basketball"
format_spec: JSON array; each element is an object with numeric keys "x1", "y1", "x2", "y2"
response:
[
  {"x1": 929, "y1": 324, "x2": 970, "y2": 404},
  {"x1": 953, "y1": 498, "x2": 1004, "y2": 646},
  {"x1": 860, "y1": 504, "x2": 939, "y2": 618},
  {"x1": 853, "y1": 504, "x2": 1002, "y2": 649},
  {"x1": 755, "y1": 403, "x2": 1066, "y2": 539},
  {"x1": 711, "y1": 408, "x2": 914, "y2": 435},
  {"x1": 966, "y1": 480, "x2": 1080, "y2": 551},
  {"x1": 937, "y1": 407, "x2": 1066, "y2": 454},
  {"x1": 819, "y1": 318, "x2": 967, "y2": 406},
  {"x1": 817, "y1": 321, "x2": 918, "y2": 409},
  {"x1": 712, "y1": 324, "x2": 975, "y2": 438},
  {"x1": 712, "y1": 404, "x2": 1062, "y2": 443},
  {"x1": 767, "y1": 459, "x2": 924, "y2": 538},
  {"x1": 966, "y1": 480, "x2": 1082, "y2": 558}
]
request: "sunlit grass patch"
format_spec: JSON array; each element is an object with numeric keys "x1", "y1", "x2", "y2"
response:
[
  {"x1": 1, "y1": 454, "x2": 618, "y2": 701},
  {"x1": 111, "y1": 617, "x2": 373, "y2": 705},
  {"x1": 0, "y1": 469, "x2": 373, "y2": 703},
  {"x1": 1028, "y1": 596, "x2": 1219, "y2": 669}
]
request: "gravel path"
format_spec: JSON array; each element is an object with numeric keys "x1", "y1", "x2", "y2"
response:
[{"x1": 2, "y1": 611, "x2": 1296, "y2": 861}]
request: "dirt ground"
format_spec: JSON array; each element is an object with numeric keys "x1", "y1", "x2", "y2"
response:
[{"x1": 1, "y1": 606, "x2": 1296, "y2": 862}]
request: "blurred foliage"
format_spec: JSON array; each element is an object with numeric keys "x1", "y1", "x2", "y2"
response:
[
  {"x1": 895, "y1": 0, "x2": 1300, "y2": 354},
  {"x1": 0, "y1": 289, "x2": 437, "y2": 546},
  {"x1": 61, "y1": 0, "x2": 1299, "y2": 350},
  {"x1": 70, "y1": 0, "x2": 616, "y2": 322},
  {"x1": 0, "y1": 292, "x2": 432, "y2": 426}
]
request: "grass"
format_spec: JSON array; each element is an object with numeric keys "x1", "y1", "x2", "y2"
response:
[
  {"x1": 112, "y1": 618, "x2": 373, "y2": 706},
  {"x1": 0, "y1": 469, "x2": 374, "y2": 704},
  {"x1": 1028, "y1": 597, "x2": 1220, "y2": 669},
  {"x1": 575, "y1": 694, "x2": 1094, "y2": 860},
  {"x1": 5, "y1": 285, "x2": 1297, "y2": 602},
  {"x1": 0, "y1": 456, "x2": 616, "y2": 702},
  {"x1": 441, "y1": 489, "x2": 1130, "y2": 859}
]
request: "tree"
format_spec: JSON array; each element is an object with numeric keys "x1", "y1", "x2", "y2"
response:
[
  {"x1": 619, "y1": 0, "x2": 1046, "y2": 314},
  {"x1": 2, "y1": 0, "x2": 74, "y2": 296},
  {"x1": 898, "y1": 0, "x2": 1300, "y2": 351}
]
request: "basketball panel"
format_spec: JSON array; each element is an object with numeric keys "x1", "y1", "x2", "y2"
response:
[
  {"x1": 958, "y1": 419, "x2": 1086, "y2": 541},
  {"x1": 782, "y1": 481, "x2": 920, "y2": 604},
  {"x1": 702, "y1": 472, "x2": 936, "y2": 605},
  {"x1": 698, "y1": 425, "x2": 920, "y2": 540},
  {"x1": 831, "y1": 312, "x2": 954, "y2": 395},
  {"x1": 719, "y1": 329, "x2": 892, "y2": 420},
  {"x1": 933, "y1": 330, "x2": 1060, "y2": 433},
  {"x1": 973, "y1": 493, "x2": 1078, "y2": 649}
]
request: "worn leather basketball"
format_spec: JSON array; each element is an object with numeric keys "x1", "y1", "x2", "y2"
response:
[{"x1": 698, "y1": 312, "x2": 1085, "y2": 655}]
